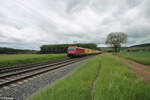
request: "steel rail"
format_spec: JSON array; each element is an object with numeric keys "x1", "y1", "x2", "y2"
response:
[
  {"x1": 0, "y1": 58, "x2": 71, "y2": 74},
  {"x1": 0, "y1": 58, "x2": 79, "y2": 78},
  {"x1": 0, "y1": 56, "x2": 91, "y2": 88}
]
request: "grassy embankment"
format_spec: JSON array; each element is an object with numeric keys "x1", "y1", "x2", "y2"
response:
[
  {"x1": 115, "y1": 52, "x2": 150, "y2": 65},
  {"x1": 29, "y1": 56, "x2": 101, "y2": 100},
  {"x1": 28, "y1": 54, "x2": 150, "y2": 100},
  {"x1": 94, "y1": 54, "x2": 150, "y2": 100},
  {"x1": 0, "y1": 54, "x2": 67, "y2": 68}
]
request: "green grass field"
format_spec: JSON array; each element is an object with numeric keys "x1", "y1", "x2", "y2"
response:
[
  {"x1": 29, "y1": 56, "x2": 101, "y2": 100},
  {"x1": 28, "y1": 54, "x2": 150, "y2": 100},
  {"x1": 94, "y1": 54, "x2": 150, "y2": 100},
  {"x1": 115, "y1": 52, "x2": 150, "y2": 65},
  {"x1": 0, "y1": 54, "x2": 67, "y2": 68}
]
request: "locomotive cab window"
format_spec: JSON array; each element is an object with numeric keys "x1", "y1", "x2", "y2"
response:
[{"x1": 68, "y1": 48, "x2": 75, "y2": 51}]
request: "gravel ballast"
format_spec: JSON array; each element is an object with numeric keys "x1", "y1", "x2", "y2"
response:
[{"x1": 0, "y1": 57, "x2": 94, "y2": 100}]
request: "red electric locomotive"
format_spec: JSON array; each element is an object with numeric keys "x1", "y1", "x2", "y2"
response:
[{"x1": 67, "y1": 46, "x2": 85, "y2": 57}]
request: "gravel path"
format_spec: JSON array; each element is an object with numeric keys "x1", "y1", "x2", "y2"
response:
[{"x1": 0, "y1": 57, "x2": 94, "y2": 100}]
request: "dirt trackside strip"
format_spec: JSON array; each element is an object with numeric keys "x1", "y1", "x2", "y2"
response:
[
  {"x1": 91, "y1": 66, "x2": 101, "y2": 100},
  {"x1": 117, "y1": 56, "x2": 150, "y2": 84}
]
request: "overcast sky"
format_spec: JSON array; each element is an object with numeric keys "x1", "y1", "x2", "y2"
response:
[{"x1": 0, "y1": 0, "x2": 150, "y2": 49}]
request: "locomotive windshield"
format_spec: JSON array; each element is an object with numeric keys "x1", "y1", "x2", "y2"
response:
[{"x1": 68, "y1": 48, "x2": 75, "y2": 51}]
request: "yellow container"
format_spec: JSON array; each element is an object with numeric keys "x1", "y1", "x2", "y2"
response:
[
  {"x1": 84, "y1": 48, "x2": 89, "y2": 54},
  {"x1": 92, "y1": 49, "x2": 96, "y2": 54}
]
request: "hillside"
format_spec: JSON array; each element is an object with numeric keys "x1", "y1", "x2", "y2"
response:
[
  {"x1": 0, "y1": 47, "x2": 37, "y2": 54},
  {"x1": 100, "y1": 43, "x2": 150, "y2": 52},
  {"x1": 131, "y1": 43, "x2": 150, "y2": 47}
]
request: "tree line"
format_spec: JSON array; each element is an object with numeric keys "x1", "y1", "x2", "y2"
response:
[
  {"x1": 40, "y1": 43, "x2": 100, "y2": 54},
  {"x1": 0, "y1": 47, "x2": 37, "y2": 54}
]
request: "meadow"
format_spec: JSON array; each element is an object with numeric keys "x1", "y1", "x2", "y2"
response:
[
  {"x1": 115, "y1": 52, "x2": 150, "y2": 65},
  {"x1": 0, "y1": 54, "x2": 67, "y2": 68},
  {"x1": 28, "y1": 54, "x2": 150, "y2": 100},
  {"x1": 94, "y1": 54, "x2": 150, "y2": 100},
  {"x1": 29, "y1": 56, "x2": 101, "y2": 100}
]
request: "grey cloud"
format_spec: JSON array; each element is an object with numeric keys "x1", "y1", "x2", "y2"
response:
[
  {"x1": 65, "y1": 0, "x2": 90, "y2": 13},
  {"x1": 0, "y1": 0, "x2": 150, "y2": 49}
]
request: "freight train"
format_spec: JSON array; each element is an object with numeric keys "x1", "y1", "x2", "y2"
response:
[{"x1": 67, "y1": 46, "x2": 102, "y2": 57}]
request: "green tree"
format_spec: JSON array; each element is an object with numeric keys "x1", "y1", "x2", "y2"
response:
[{"x1": 105, "y1": 32, "x2": 127, "y2": 52}]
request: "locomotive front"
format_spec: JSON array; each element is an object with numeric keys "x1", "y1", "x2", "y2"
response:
[{"x1": 67, "y1": 46, "x2": 77, "y2": 57}]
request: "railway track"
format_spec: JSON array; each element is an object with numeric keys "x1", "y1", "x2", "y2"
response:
[
  {"x1": 0, "y1": 56, "x2": 92, "y2": 88},
  {"x1": 0, "y1": 58, "x2": 70, "y2": 74}
]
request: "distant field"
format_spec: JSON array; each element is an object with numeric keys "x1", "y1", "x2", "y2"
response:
[
  {"x1": 28, "y1": 54, "x2": 150, "y2": 100},
  {"x1": 0, "y1": 54, "x2": 67, "y2": 68},
  {"x1": 115, "y1": 52, "x2": 150, "y2": 65}
]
